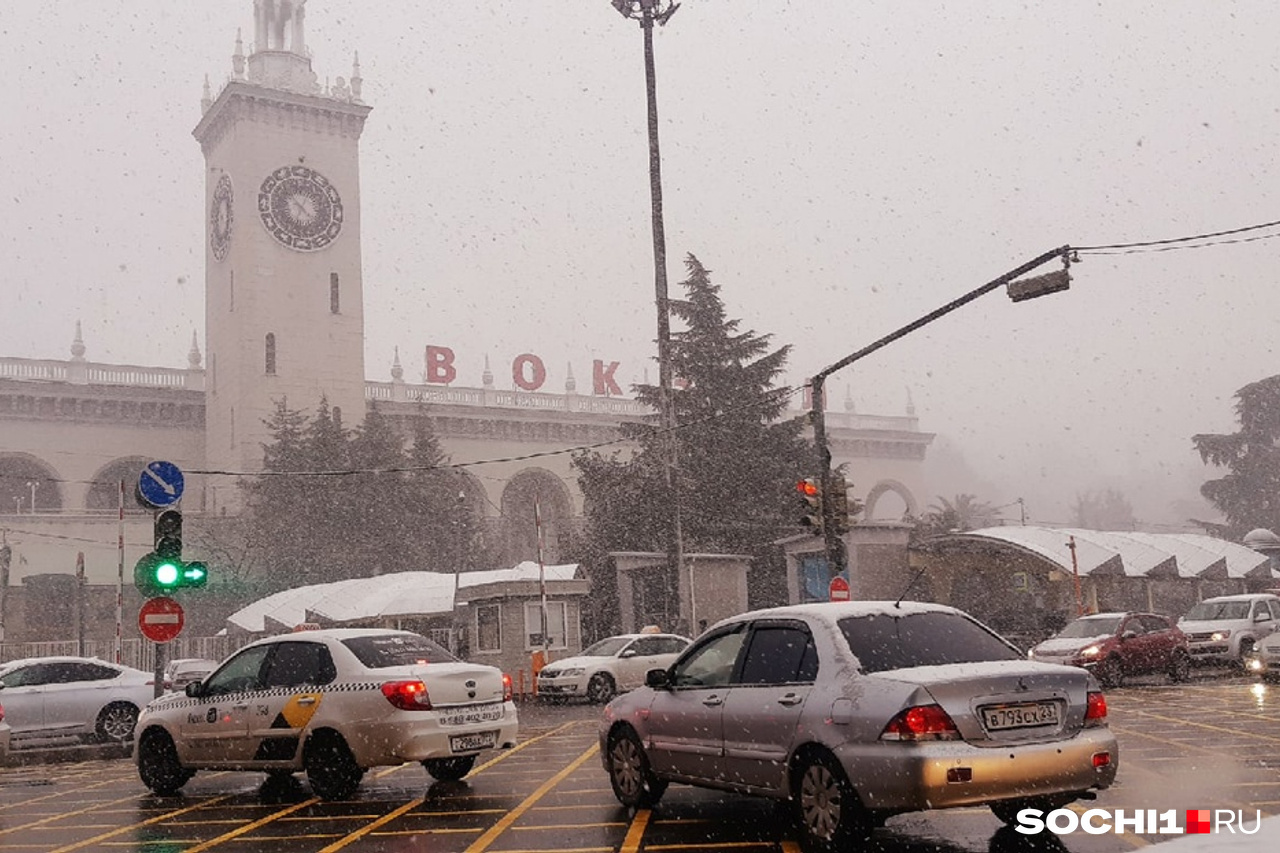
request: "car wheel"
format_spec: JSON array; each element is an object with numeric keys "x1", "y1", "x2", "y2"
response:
[
  {"x1": 793, "y1": 750, "x2": 871, "y2": 851},
  {"x1": 304, "y1": 731, "x2": 364, "y2": 801},
  {"x1": 587, "y1": 673, "x2": 617, "y2": 704},
  {"x1": 136, "y1": 728, "x2": 194, "y2": 796},
  {"x1": 606, "y1": 726, "x2": 667, "y2": 808},
  {"x1": 1169, "y1": 650, "x2": 1192, "y2": 683},
  {"x1": 1095, "y1": 656, "x2": 1124, "y2": 689},
  {"x1": 423, "y1": 755, "x2": 476, "y2": 781},
  {"x1": 1238, "y1": 638, "x2": 1256, "y2": 668},
  {"x1": 95, "y1": 702, "x2": 140, "y2": 742},
  {"x1": 990, "y1": 794, "x2": 1076, "y2": 825}
]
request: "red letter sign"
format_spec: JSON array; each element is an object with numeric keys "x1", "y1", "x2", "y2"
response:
[
  {"x1": 593, "y1": 360, "x2": 622, "y2": 396},
  {"x1": 512, "y1": 354, "x2": 546, "y2": 391},
  {"x1": 425, "y1": 345, "x2": 457, "y2": 384}
]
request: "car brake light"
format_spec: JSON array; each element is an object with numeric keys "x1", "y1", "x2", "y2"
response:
[
  {"x1": 381, "y1": 680, "x2": 433, "y2": 711},
  {"x1": 880, "y1": 704, "x2": 960, "y2": 741},
  {"x1": 502, "y1": 673, "x2": 513, "y2": 702},
  {"x1": 1084, "y1": 691, "x2": 1107, "y2": 726},
  {"x1": 0, "y1": 703, "x2": 5, "y2": 723}
]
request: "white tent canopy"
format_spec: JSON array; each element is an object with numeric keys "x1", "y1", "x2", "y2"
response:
[{"x1": 227, "y1": 563, "x2": 580, "y2": 633}]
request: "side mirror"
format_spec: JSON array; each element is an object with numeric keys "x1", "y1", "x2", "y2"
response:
[
  {"x1": 185, "y1": 681, "x2": 205, "y2": 698},
  {"x1": 1121, "y1": 630, "x2": 1138, "y2": 641},
  {"x1": 645, "y1": 668, "x2": 671, "y2": 690},
  {"x1": 620, "y1": 649, "x2": 637, "y2": 658}
]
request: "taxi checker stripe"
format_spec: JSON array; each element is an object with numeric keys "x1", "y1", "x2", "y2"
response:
[{"x1": 157, "y1": 682, "x2": 381, "y2": 709}]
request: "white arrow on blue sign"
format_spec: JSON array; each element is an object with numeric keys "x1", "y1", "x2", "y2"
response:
[{"x1": 138, "y1": 461, "x2": 185, "y2": 508}]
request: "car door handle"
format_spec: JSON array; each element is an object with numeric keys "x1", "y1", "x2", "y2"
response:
[
  {"x1": 295, "y1": 697, "x2": 316, "y2": 706},
  {"x1": 777, "y1": 693, "x2": 803, "y2": 707},
  {"x1": 702, "y1": 695, "x2": 724, "y2": 707},
  {"x1": 232, "y1": 704, "x2": 249, "y2": 710}
]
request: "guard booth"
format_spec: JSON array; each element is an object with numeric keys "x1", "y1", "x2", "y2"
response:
[{"x1": 779, "y1": 521, "x2": 915, "y2": 604}]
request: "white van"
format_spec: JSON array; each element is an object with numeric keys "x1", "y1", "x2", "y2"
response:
[{"x1": 1178, "y1": 593, "x2": 1280, "y2": 665}]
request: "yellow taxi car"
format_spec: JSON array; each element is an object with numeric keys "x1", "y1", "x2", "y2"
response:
[{"x1": 135, "y1": 628, "x2": 517, "y2": 799}]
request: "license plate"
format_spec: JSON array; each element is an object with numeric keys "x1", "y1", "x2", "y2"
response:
[
  {"x1": 439, "y1": 704, "x2": 504, "y2": 726},
  {"x1": 981, "y1": 701, "x2": 1061, "y2": 731},
  {"x1": 449, "y1": 731, "x2": 497, "y2": 753}
]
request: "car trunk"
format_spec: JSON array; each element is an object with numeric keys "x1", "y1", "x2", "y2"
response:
[
  {"x1": 390, "y1": 662, "x2": 506, "y2": 708},
  {"x1": 885, "y1": 660, "x2": 1090, "y2": 745}
]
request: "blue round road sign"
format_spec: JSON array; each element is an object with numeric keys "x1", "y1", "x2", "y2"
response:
[{"x1": 138, "y1": 460, "x2": 185, "y2": 508}]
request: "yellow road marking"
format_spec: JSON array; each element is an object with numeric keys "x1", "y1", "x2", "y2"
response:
[
  {"x1": 463, "y1": 743, "x2": 600, "y2": 853},
  {"x1": 1125, "y1": 709, "x2": 1280, "y2": 744},
  {"x1": 619, "y1": 808, "x2": 650, "y2": 853},
  {"x1": 180, "y1": 797, "x2": 318, "y2": 852},
  {"x1": 0, "y1": 794, "x2": 137, "y2": 835},
  {"x1": 45, "y1": 795, "x2": 232, "y2": 853}
]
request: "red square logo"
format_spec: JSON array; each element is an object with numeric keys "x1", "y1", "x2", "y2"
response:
[{"x1": 1186, "y1": 809, "x2": 1212, "y2": 834}]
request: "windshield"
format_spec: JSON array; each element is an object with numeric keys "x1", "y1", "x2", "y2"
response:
[
  {"x1": 1183, "y1": 601, "x2": 1251, "y2": 621},
  {"x1": 341, "y1": 633, "x2": 457, "y2": 668},
  {"x1": 839, "y1": 612, "x2": 1021, "y2": 674},
  {"x1": 581, "y1": 637, "x2": 631, "y2": 657},
  {"x1": 1056, "y1": 616, "x2": 1123, "y2": 638}
]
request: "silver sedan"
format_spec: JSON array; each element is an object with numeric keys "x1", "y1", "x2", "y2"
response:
[{"x1": 599, "y1": 601, "x2": 1118, "y2": 851}]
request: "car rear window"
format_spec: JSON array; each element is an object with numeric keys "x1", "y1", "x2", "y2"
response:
[
  {"x1": 341, "y1": 633, "x2": 457, "y2": 668},
  {"x1": 839, "y1": 612, "x2": 1021, "y2": 673}
]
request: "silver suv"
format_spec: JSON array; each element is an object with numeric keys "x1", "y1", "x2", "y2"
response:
[{"x1": 1178, "y1": 594, "x2": 1280, "y2": 665}]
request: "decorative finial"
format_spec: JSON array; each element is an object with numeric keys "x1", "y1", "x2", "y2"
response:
[
  {"x1": 565, "y1": 363, "x2": 577, "y2": 393},
  {"x1": 843, "y1": 384, "x2": 856, "y2": 413},
  {"x1": 482, "y1": 355, "x2": 494, "y2": 389},
  {"x1": 390, "y1": 346, "x2": 404, "y2": 381},
  {"x1": 201, "y1": 75, "x2": 213, "y2": 113},
  {"x1": 905, "y1": 386, "x2": 916, "y2": 417},
  {"x1": 232, "y1": 28, "x2": 246, "y2": 79},
  {"x1": 70, "y1": 320, "x2": 86, "y2": 361},
  {"x1": 351, "y1": 52, "x2": 363, "y2": 102},
  {"x1": 188, "y1": 331, "x2": 203, "y2": 369}
]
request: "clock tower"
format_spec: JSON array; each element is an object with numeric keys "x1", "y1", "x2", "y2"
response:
[{"x1": 193, "y1": 1, "x2": 371, "y2": 512}]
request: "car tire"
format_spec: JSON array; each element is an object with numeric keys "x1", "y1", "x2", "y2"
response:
[
  {"x1": 606, "y1": 726, "x2": 667, "y2": 808},
  {"x1": 304, "y1": 731, "x2": 364, "y2": 801},
  {"x1": 1238, "y1": 638, "x2": 1256, "y2": 668},
  {"x1": 423, "y1": 755, "x2": 476, "y2": 781},
  {"x1": 990, "y1": 794, "x2": 1076, "y2": 825},
  {"x1": 95, "y1": 702, "x2": 140, "y2": 742},
  {"x1": 136, "y1": 728, "x2": 194, "y2": 796},
  {"x1": 1096, "y1": 656, "x2": 1124, "y2": 689},
  {"x1": 1169, "y1": 650, "x2": 1192, "y2": 683},
  {"x1": 587, "y1": 673, "x2": 617, "y2": 704},
  {"x1": 793, "y1": 750, "x2": 872, "y2": 852}
]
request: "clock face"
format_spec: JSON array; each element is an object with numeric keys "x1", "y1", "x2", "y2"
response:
[
  {"x1": 209, "y1": 174, "x2": 234, "y2": 261},
  {"x1": 258, "y1": 165, "x2": 344, "y2": 251}
]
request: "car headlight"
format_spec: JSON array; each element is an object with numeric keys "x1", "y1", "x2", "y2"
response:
[
  {"x1": 1247, "y1": 657, "x2": 1264, "y2": 672},
  {"x1": 1079, "y1": 645, "x2": 1102, "y2": 658},
  {"x1": 1211, "y1": 630, "x2": 1231, "y2": 642},
  {"x1": 559, "y1": 667, "x2": 585, "y2": 678},
  {"x1": 1027, "y1": 649, "x2": 1036, "y2": 660}
]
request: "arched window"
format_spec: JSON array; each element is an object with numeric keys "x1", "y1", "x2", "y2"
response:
[
  {"x1": 330, "y1": 272, "x2": 340, "y2": 314},
  {"x1": 265, "y1": 333, "x2": 276, "y2": 375}
]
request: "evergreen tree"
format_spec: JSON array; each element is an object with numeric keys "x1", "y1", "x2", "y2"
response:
[
  {"x1": 573, "y1": 254, "x2": 816, "y2": 630},
  {"x1": 1193, "y1": 374, "x2": 1280, "y2": 538},
  {"x1": 403, "y1": 409, "x2": 488, "y2": 573}
]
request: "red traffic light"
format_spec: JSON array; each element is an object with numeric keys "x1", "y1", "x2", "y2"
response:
[{"x1": 797, "y1": 479, "x2": 819, "y2": 497}]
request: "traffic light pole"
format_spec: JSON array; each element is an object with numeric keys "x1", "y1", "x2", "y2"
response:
[{"x1": 809, "y1": 245, "x2": 1071, "y2": 582}]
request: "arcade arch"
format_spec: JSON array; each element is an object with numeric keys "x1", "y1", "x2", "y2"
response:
[
  {"x1": 85, "y1": 457, "x2": 152, "y2": 514},
  {"x1": 499, "y1": 468, "x2": 574, "y2": 565},
  {"x1": 0, "y1": 453, "x2": 63, "y2": 514},
  {"x1": 863, "y1": 479, "x2": 918, "y2": 522}
]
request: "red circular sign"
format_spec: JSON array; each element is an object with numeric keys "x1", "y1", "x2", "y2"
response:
[
  {"x1": 829, "y1": 576, "x2": 851, "y2": 602},
  {"x1": 138, "y1": 596, "x2": 185, "y2": 643}
]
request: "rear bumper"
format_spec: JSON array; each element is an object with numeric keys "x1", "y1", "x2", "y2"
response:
[
  {"x1": 837, "y1": 727, "x2": 1118, "y2": 812},
  {"x1": 345, "y1": 703, "x2": 519, "y2": 766}
]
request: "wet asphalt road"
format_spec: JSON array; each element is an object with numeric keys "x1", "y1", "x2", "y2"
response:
[{"x1": 1, "y1": 672, "x2": 1278, "y2": 852}]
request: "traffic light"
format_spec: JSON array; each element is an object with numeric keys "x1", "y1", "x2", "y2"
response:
[
  {"x1": 829, "y1": 475, "x2": 849, "y2": 535},
  {"x1": 797, "y1": 477, "x2": 824, "y2": 535},
  {"x1": 134, "y1": 508, "x2": 208, "y2": 595},
  {"x1": 155, "y1": 509, "x2": 182, "y2": 558}
]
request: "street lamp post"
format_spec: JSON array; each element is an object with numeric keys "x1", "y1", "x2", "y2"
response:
[
  {"x1": 810, "y1": 247, "x2": 1073, "y2": 582},
  {"x1": 611, "y1": 0, "x2": 688, "y2": 632},
  {"x1": 25, "y1": 481, "x2": 37, "y2": 514}
]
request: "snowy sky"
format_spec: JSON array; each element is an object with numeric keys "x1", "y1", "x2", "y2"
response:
[{"x1": 2, "y1": 0, "x2": 1278, "y2": 527}]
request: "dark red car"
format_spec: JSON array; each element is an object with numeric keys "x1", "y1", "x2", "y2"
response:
[{"x1": 1028, "y1": 611, "x2": 1190, "y2": 687}]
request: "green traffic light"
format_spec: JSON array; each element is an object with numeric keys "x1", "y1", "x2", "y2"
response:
[{"x1": 155, "y1": 561, "x2": 181, "y2": 588}]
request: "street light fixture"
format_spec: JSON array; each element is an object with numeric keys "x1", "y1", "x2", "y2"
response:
[
  {"x1": 810, "y1": 246, "x2": 1074, "y2": 580},
  {"x1": 610, "y1": 0, "x2": 688, "y2": 631}
]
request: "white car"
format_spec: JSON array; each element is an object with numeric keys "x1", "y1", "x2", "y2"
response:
[
  {"x1": 0, "y1": 656, "x2": 155, "y2": 746},
  {"x1": 0, "y1": 703, "x2": 10, "y2": 762},
  {"x1": 162, "y1": 658, "x2": 218, "y2": 693},
  {"x1": 1178, "y1": 593, "x2": 1280, "y2": 664},
  {"x1": 537, "y1": 633, "x2": 691, "y2": 703},
  {"x1": 135, "y1": 628, "x2": 519, "y2": 800}
]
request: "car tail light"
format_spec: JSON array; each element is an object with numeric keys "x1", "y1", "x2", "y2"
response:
[
  {"x1": 381, "y1": 680, "x2": 433, "y2": 711},
  {"x1": 0, "y1": 703, "x2": 5, "y2": 723},
  {"x1": 880, "y1": 704, "x2": 960, "y2": 741},
  {"x1": 1084, "y1": 691, "x2": 1107, "y2": 727},
  {"x1": 502, "y1": 673, "x2": 513, "y2": 702},
  {"x1": 1093, "y1": 751, "x2": 1112, "y2": 768}
]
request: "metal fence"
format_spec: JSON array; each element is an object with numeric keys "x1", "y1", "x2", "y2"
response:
[{"x1": 0, "y1": 636, "x2": 253, "y2": 671}]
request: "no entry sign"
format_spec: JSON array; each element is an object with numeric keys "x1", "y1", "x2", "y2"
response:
[
  {"x1": 829, "y1": 576, "x2": 850, "y2": 602},
  {"x1": 138, "y1": 596, "x2": 185, "y2": 643}
]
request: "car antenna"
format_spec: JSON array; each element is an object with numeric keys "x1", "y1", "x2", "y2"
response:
[{"x1": 894, "y1": 565, "x2": 929, "y2": 609}]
